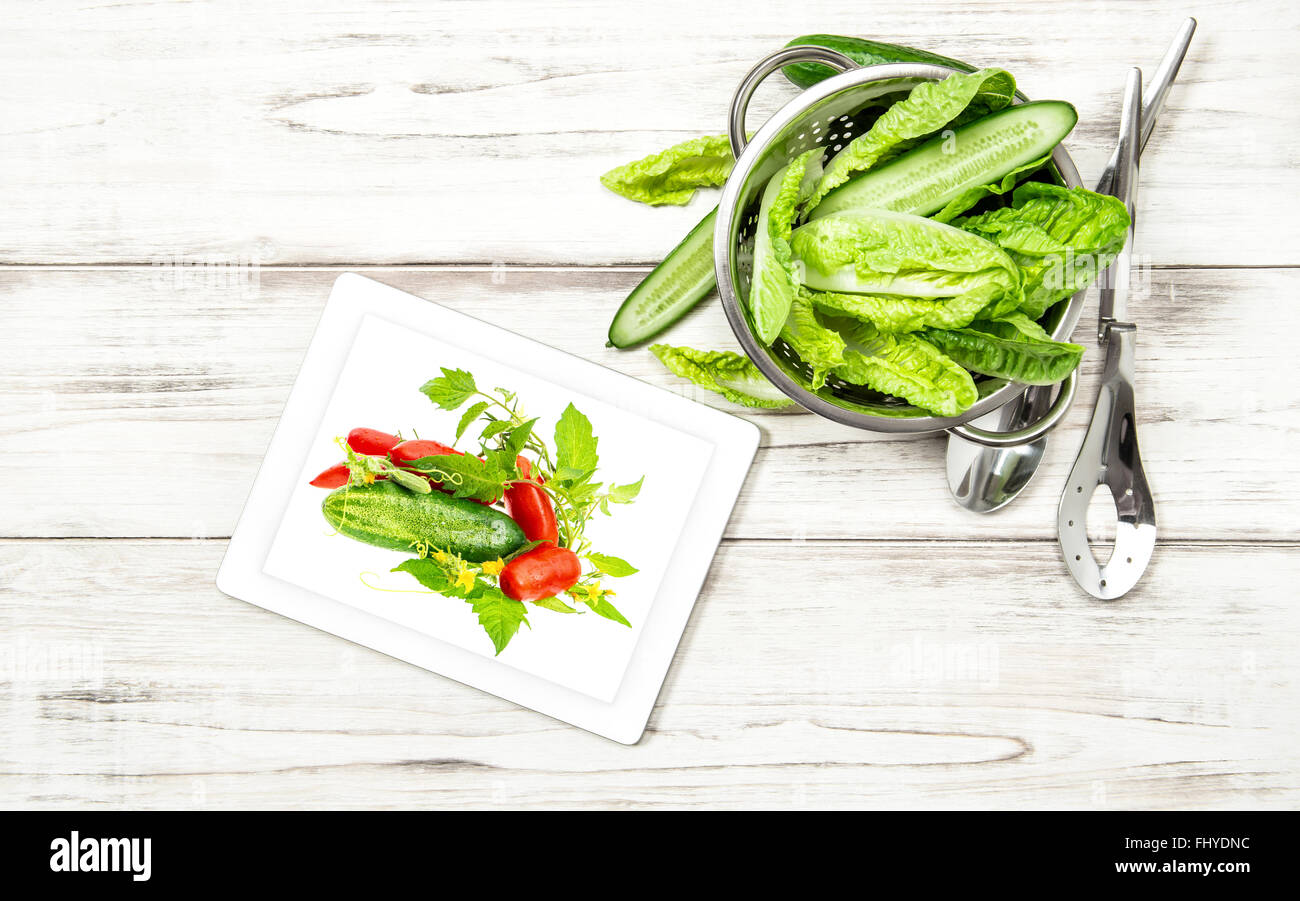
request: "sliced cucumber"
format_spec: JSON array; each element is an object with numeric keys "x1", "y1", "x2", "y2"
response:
[
  {"x1": 809, "y1": 101, "x2": 1077, "y2": 220},
  {"x1": 607, "y1": 207, "x2": 716, "y2": 348}
]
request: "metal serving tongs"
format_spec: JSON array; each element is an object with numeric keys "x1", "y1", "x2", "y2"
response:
[
  {"x1": 946, "y1": 18, "x2": 1196, "y2": 513},
  {"x1": 1057, "y1": 68, "x2": 1154, "y2": 600}
]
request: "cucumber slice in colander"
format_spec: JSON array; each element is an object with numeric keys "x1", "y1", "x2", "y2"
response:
[{"x1": 809, "y1": 100, "x2": 1077, "y2": 220}]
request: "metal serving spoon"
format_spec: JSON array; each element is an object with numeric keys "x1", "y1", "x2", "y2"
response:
[
  {"x1": 946, "y1": 17, "x2": 1195, "y2": 513},
  {"x1": 1058, "y1": 67, "x2": 1154, "y2": 600}
]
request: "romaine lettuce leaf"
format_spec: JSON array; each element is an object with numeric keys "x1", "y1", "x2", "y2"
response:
[
  {"x1": 600, "y1": 134, "x2": 734, "y2": 206},
  {"x1": 924, "y1": 314, "x2": 1085, "y2": 385},
  {"x1": 791, "y1": 208, "x2": 1022, "y2": 320},
  {"x1": 808, "y1": 283, "x2": 1002, "y2": 333},
  {"x1": 650, "y1": 344, "x2": 793, "y2": 408},
  {"x1": 825, "y1": 315, "x2": 978, "y2": 417},
  {"x1": 779, "y1": 289, "x2": 847, "y2": 389},
  {"x1": 749, "y1": 149, "x2": 824, "y2": 344},
  {"x1": 955, "y1": 182, "x2": 1130, "y2": 318},
  {"x1": 806, "y1": 68, "x2": 1016, "y2": 209},
  {"x1": 977, "y1": 310, "x2": 1052, "y2": 340}
]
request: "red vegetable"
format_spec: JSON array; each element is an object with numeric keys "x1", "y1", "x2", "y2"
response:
[
  {"x1": 347, "y1": 428, "x2": 401, "y2": 456},
  {"x1": 390, "y1": 439, "x2": 461, "y2": 465},
  {"x1": 499, "y1": 546, "x2": 582, "y2": 602},
  {"x1": 391, "y1": 439, "x2": 461, "y2": 466},
  {"x1": 505, "y1": 457, "x2": 558, "y2": 546},
  {"x1": 390, "y1": 439, "x2": 462, "y2": 489},
  {"x1": 309, "y1": 462, "x2": 350, "y2": 488}
]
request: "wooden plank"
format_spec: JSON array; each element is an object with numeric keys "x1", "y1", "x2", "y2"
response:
[
  {"x1": 1, "y1": 539, "x2": 1294, "y2": 809},
  {"x1": 0, "y1": 1, "x2": 1294, "y2": 265},
  {"x1": 1, "y1": 266, "x2": 1296, "y2": 541}
]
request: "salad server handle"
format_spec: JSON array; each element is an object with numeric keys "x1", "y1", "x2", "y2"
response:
[
  {"x1": 1056, "y1": 324, "x2": 1156, "y2": 599},
  {"x1": 1095, "y1": 17, "x2": 1196, "y2": 195}
]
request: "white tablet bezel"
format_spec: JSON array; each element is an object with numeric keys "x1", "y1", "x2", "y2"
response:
[{"x1": 217, "y1": 273, "x2": 759, "y2": 743}]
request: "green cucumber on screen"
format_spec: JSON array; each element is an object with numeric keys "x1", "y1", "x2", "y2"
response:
[
  {"x1": 322, "y1": 481, "x2": 526, "y2": 562},
  {"x1": 810, "y1": 100, "x2": 1076, "y2": 220},
  {"x1": 781, "y1": 34, "x2": 976, "y2": 89},
  {"x1": 607, "y1": 207, "x2": 716, "y2": 348}
]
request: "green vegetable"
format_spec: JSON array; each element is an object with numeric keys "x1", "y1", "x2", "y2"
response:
[
  {"x1": 979, "y1": 310, "x2": 1052, "y2": 340},
  {"x1": 322, "y1": 481, "x2": 527, "y2": 562},
  {"x1": 607, "y1": 45, "x2": 1105, "y2": 419},
  {"x1": 923, "y1": 313, "x2": 1086, "y2": 385},
  {"x1": 386, "y1": 467, "x2": 433, "y2": 494},
  {"x1": 607, "y1": 208, "x2": 717, "y2": 348},
  {"x1": 806, "y1": 68, "x2": 1017, "y2": 210},
  {"x1": 749, "y1": 148, "x2": 824, "y2": 344},
  {"x1": 326, "y1": 369, "x2": 644, "y2": 656},
  {"x1": 827, "y1": 316, "x2": 978, "y2": 417},
  {"x1": 931, "y1": 153, "x2": 1052, "y2": 224},
  {"x1": 807, "y1": 286, "x2": 998, "y2": 333},
  {"x1": 778, "y1": 289, "x2": 847, "y2": 389},
  {"x1": 955, "y1": 182, "x2": 1131, "y2": 318},
  {"x1": 599, "y1": 134, "x2": 734, "y2": 206},
  {"x1": 650, "y1": 344, "x2": 794, "y2": 408},
  {"x1": 602, "y1": 65, "x2": 1013, "y2": 350},
  {"x1": 422, "y1": 368, "x2": 641, "y2": 556},
  {"x1": 810, "y1": 102, "x2": 1076, "y2": 221},
  {"x1": 791, "y1": 208, "x2": 1022, "y2": 319},
  {"x1": 781, "y1": 34, "x2": 977, "y2": 90},
  {"x1": 599, "y1": 133, "x2": 742, "y2": 346}
]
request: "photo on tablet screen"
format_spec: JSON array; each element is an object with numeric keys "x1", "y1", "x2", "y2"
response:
[{"x1": 264, "y1": 314, "x2": 715, "y2": 703}]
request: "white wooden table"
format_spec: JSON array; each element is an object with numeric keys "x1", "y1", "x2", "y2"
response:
[{"x1": 2, "y1": 0, "x2": 1297, "y2": 809}]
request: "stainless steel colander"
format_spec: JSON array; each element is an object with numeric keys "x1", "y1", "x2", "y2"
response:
[{"x1": 713, "y1": 46, "x2": 1084, "y2": 447}]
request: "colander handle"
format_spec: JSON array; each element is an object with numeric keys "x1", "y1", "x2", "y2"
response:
[
  {"x1": 728, "y1": 46, "x2": 859, "y2": 157},
  {"x1": 946, "y1": 370, "x2": 1078, "y2": 448}
]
